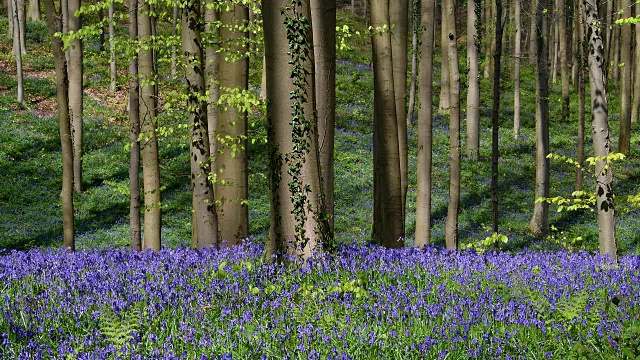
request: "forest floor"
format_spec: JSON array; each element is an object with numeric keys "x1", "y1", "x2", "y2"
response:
[{"x1": 1, "y1": 10, "x2": 640, "y2": 255}]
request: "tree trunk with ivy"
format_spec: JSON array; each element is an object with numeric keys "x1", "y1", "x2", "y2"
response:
[
  {"x1": 406, "y1": 0, "x2": 419, "y2": 126},
  {"x1": 264, "y1": 0, "x2": 327, "y2": 261},
  {"x1": 529, "y1": 0, "x2": 550, "y2": 238},
  {"x1": 43, "y1": 0, "x2": 74, "y2": 250},
  {"x1": 583, "y1": 0, "x2": 617, "y2": 262},
  {"x1": 444, "y1": 0, "x2": 460, "y2": 250},
  {"x1": 183, "y1": 0, "x2": 217, "y2": 249},
  {"x1": 139, "y1": 0, "x2": 161, "y2": 250},
  {"x1": 415, "y1": 0, "x2": 435, "y2": 247},
  {"x1": 215, "y1": 4, "x2": 249, "y2": 247},
  {"x1": 513, "y1": 0, "x2": 521, "y2": 139},
  {"x1": 311, "y1": 0, "x2": 336, "y2": 238},
  {"x1": 68, "y1": 0, "x2": 83, "y2": 193},
  {"x1": 491, "y1": 0, "x2": 504, "y2": 234}
]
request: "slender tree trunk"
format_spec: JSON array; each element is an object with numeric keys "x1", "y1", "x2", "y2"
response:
[
  {"x1": 311, "y1": 0, "x2": 336, "y2": 238},
  {"x1": 370, "y1": 0, "x2": 404, "y2": 248},
  {"x1": 528, "y1": 0, "x2": 536, "y2": 65},
  {"x1": 529, "y1": 0, "x2": 550, "y2": 237},
  {"x1": 216, "y1": 5, "x2": 250, "y2": 246},
  {"x1": 7, "y1": 0, "x2": 13, "y2": 40},
  {"x1": 583, "y1": 0, "x2": 617, "y2": 262},
  {"x1": 264, "y1": 0, "x2": 327, "y2": 260},
  {"x1": 260, "y1": 55, "x2": 267, "y2": 99},
  {"x1": 415, "y1": 0, "x2": 435, "y2": 248},
  {"x1": 98, "y1": 8, "x2": 105, "y2": 52},
  {"x1": 171, "y1": 4, "x2": 178, "y2": 78},
  {"x1": 62, "y1": 0, "x2": 68, "y2": 61},
  {"x1": 492, "y1": 0, "x2": 504, "y2": 234},
  {"x1": 391, "y1": 0, "x2": 409, "y2": 223},
  {"x1": 109, "y1": 1, "x2": 116, "y2": 93},
  {"x1": 618, "y1": 0, "x2": 631, "y2": 155},
  {"x1": 11, "y1": 0, "x2": 24, "y2": 105},
  {"x1": 406, "y1": 0, "x2": 419, "y2": 126},
  {"x1": 204, "y1": 2, "x2": 218, "y2": 159},
  {"x1": 576, "y1": 0, "x2": 585, "y2": 192},
  {"x1": 129, "y1": 0, "x2": 141, "y2": 251},
  {"x1": 28, "y1": 0, "x2": 38, "y2": 21},
  {"x1": 17, "y1": 0, "x2": 25, "y2": 55},
  {"x1": 572, "y1": 0, "x2": 579, "y2": 91},
  {"x1": 513, "y1": 0, "x2": 521, "y2": 139},
  {"x1": 550, "y1": 1, "x2": 558, "y2": 85},
  {"x1": 483, "y1": 0, "x2": 495, "y2": 78},
  {"x1": 559, "y1": 0, "x2": 570, "y2": 120},
  {"x1": 139, "y1": 0, "x2": 161, "y2": 250},
  {"x1": 183, "y1": 0, "x2": 217, "y2": 249},
  {"x1": 439, "y1": 2, "x2": 450, "y2": 113},
  {"x1": 466, "y1": 0, "x2": 480, "y2": 160},
  {"x1": 43, "y1": 0, "x2": 74, "y2": 250},
  {"x1": 444, "y1": 0, "x2": 460, "y2": 250},
  {"x1": 68, "y1": 0, "x2": 83, "y2": 193},
  {"x1": 632, "y1": 0, "x2": 640, "y2": 123}
]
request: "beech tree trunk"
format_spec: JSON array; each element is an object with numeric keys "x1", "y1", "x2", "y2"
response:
[
  {"x1": 529, "y1": 0, "x2": 550, "y2": 238},
  {"x1": 583, "y1": 0, "x2": 617, "y2": 262},
  {"x1": 444, "y1": 0, "x2": 460, "y2": 250},
  {"x1": 491, "y1": 0, "x2": 504, "y2": 234},
  {"x1": 558, "y1": 0, "x2": 570, "y2": 120},
  {"x1": 11, "y1": 0, "x2": 24, "y2": 105},
  {"x1": 632, "y1": 0, "x2": 640, "y2": 124},
  {"x1": 513, "y1": 0, "x2": 521, "y2": 139},
  {"x1": 438, "y1": 2, "x2": 450, "y2": 114},
  {"x1": 43, "y1": 0, "x2": 74, "y2": 250},
  {"x1": 28, "y1": 0, "x2": 38, "y2": 21},
  {"x1": 264, "y1": 0, "x2": 327, "y2": 260},
  {"x1": 483, "y1": 0, "x2": 495, "y2": 79},
  {"x1": 311, "y1": 0, "x2": 336, "y2": 237},
  {"x1": 575, "y1": 0, "x2": 584, "y2": 192},
  {"x1": 204, "y1": 1, "x2": 218, "y2": 159},
  {"x1": 528, "y1": 0, "x2": 536, "y2": 65},
  {"x1": 406, "y1": 0, "x2": 419, "y2": 126},
  {"x1": 128, "y1": 0, "x2": 141, "y2": 251},
  {"x1": 391, "y1": 0, "x2": 409, "y2": 223},
  {"x1": 68, "y1": 0, "x2": 83, "y2": 193},
  {"x1": 415, "y1": 0, "x2": 435, "y2": 247},
  {"x1": 618, "y1": 0, "x2": 631, "y2": 155},
  {"x1": 139, "y1": 0, "x2": 161, "y2": 250},
  {"x1": 183, "y1": 0, "x2": 217, "y2": 249},
  {"x1": 466, "y1": 0, "x2": 480, "y2": 160},
  {"x1": 109, "y1": 1, "x2": 116, "y2": 92},
  {"x1": 370, "y1": 0, "x2": 404, "y2": 248},
  {"x1": 216, "y1": 5, "x2": 250, "y2": 246}
]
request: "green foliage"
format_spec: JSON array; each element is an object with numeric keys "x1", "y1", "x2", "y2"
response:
[{"x1": 462, "y1": 233, "x2": 509, "y2": 253}]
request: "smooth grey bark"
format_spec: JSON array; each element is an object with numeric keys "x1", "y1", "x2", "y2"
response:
[
  {"x1": 16, "y1": 0, "x2": 25, "y2": 55},
  {"x1": 491, "y1": 0, "x2": 504, "y2": 234},
  {"x1": 528, "y1": 0, "x2": 535, "y2": 65},
  {"x1": 406, "y1": 0, "x2": 419, "y2": 126},
  {"x1": 415, "y1": 0, "x2": 435, "y2": 248},
  {"x1": 216, "y1": 5, "x2": 249, "y2": 246},
  {"x1": 513, "y1": 0, "x2": 521, "y2": 139},
  {"x1": 139, "y1": 0, "x2": 161, "y2": 250},
  {"x1": 575, "y1": 0, "x2": 584, "y2": 192},
  {"x1": 444, "y1": 0, "x2": 460, "y2": 250},
  {"x1": 438, "y1": 5, "x2": 450, "y2": 114},
  {"x1": 109, "y1": 1, "x2": 116, "y2": 92},
  {"x1": 483, "y1": 0, "x2": 495, "y2": 79},
  {"x1": 529, "y1": 0, "x2": 550, "y2": 237},
  {"x1": 583, "y1": 0, "x2": 617, "y2": 262},
  {"x1": 466, "y1": 0, "x2": 480, "y2": 160},
  {"x1": 204, "y1": 1, "x2": 218, "y2": 159},
  {"x1": 558, "y1": 0, "x2": 570, "y2": 120},
  {"x1": 128, "y1": 0, "x2": 141, "y2": 251},
  {"x1": 370, "y1": 0, "x2": 404, "y2": 248},
  {"x1": 183, "y1": 0, "x2": 218, "y2": 249},
  {"x1": 43, "y1": 0, "x2": 74, "y2": 250},
  {"x1": 391, "y1": 0, "x2": 409, "y2": 222},
  {"x1": 264, "y1": 0, "x2": 326, "y2": 260},
  {"x1": 68, "y1": 0, "x2": 83, "y2": 193},
  {"x1": 311, "y1": 0, "x2": 336, "y2": 238},
  {"x1": 632, "y1": 1, "x2": 640, "y2": 123},
  {"x1": 28, "y1": 0, "x2": 38, "y2": 21},
  {"x1": 618, "y1": 0, "x2": 631, "y2": 155},
  {"x1": 11, "y1": 0, "x2": 24, "y2": 105}
]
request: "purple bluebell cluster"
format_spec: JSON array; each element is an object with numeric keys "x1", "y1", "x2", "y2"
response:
[{"x1": 1, "y1": 244, "x2": 639, "y2": 359}]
